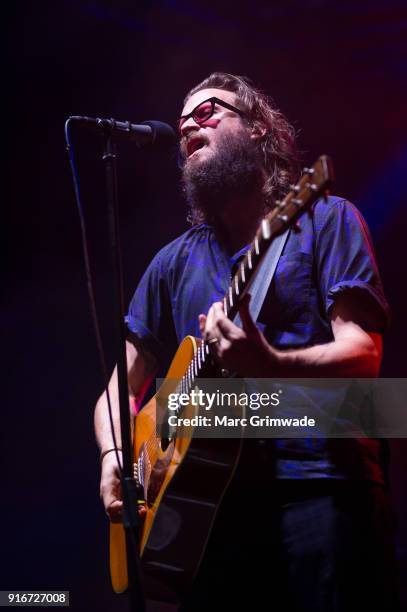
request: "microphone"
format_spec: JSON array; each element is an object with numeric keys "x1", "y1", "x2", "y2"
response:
[{"x1": 69, "y1": 116, "x2": 176, "y2": 148}]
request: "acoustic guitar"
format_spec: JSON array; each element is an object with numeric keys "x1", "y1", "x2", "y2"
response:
[{"x1": 109, "y1": 154, "x2": 334, "y2": 604}]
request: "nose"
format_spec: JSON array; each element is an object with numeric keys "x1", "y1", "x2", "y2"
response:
[{"x1": 179, "y1": 116, "x2": 200, "y2": 138}]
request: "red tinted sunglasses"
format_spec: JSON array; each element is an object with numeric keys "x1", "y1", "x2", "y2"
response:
[{"x1": 178, "y1": 96, "x2": 245, "y2": 134}]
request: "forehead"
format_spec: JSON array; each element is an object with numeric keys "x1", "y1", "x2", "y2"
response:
[{"x1": 181, "y1": 88, "x2": 237, "y2": 115}]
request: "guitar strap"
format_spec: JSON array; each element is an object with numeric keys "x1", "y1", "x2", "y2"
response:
[{"x1": 233, "y1": 228, "x2": 290, "y2": 328}]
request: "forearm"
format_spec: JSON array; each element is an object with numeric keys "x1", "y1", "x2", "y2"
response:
[
  {"x1": 94, "y1": 338, "x2": 156, "y2": 453},
  {"x1": 94, "y1": 366, "x2": 126, "y2": 452},
  {"x1": 269, "y1": 333, "x2": 382, "y2": 378}
]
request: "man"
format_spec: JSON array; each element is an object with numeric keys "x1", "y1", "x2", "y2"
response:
[{"x1": 95, "y1": 73, "x2": 398, "y2": 611}]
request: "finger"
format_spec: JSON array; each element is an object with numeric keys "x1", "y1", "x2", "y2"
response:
[
  {"x1": 210, "y1": 301, "x2": 243, "y2": 339},
  {"x1": 211, "y1": 301, "x2": 226, "y2": 318},
  {"x1": 210, "y1": 302, "x2": 234, "y2": 335},
  {"x1": 217, "y1": 316, "x2": 242, "y2": 340},
  {"x1": 106, "y1": 500, "x2": 123, "y2": 523},
  {"x1": 198, "y1": 314, "x2": 206, "y2": 336},
  {"x1": 239, "y1": 293, "x2": 258, "y2": 334},
  {"x1": 204, "y1": 303, "x2": 221, "y2": 341}
]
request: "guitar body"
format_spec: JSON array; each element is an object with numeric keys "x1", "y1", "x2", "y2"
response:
[{"x1": 109, "y1": 335, "x2": 244, "y2": 604}]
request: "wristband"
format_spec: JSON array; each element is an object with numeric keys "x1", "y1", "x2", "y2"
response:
[{"x1": 100, "y1": 447, "x2": 122, "y2": 464}]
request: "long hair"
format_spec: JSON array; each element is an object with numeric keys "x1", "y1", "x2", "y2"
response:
[{"x1": 184, "y1": 72, "x2": 300, "y2": 224}]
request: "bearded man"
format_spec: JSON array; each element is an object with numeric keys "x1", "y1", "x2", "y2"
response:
[{"x1": 95, "y1": 73, "x2": 398, "y2": 611}]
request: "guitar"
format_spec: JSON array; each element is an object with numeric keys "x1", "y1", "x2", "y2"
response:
[{"x1": 109, "y1": 155, "x2": 334, "y2": 603}]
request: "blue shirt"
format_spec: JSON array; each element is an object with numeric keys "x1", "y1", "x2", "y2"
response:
[{"x1": 126, "y1": 197, "x2": 390, "y2": 483}]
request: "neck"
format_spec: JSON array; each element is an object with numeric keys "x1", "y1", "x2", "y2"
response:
[{"x1": 212, "y1": 194, "x2": 264, "y2": 254}]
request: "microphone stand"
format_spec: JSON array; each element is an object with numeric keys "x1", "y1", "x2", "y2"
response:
[{"x1": 102, "y1": 130, "x2": 146, "y2": 612}]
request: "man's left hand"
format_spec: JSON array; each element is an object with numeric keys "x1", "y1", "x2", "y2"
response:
[{"x1": 198, "y1": 294, "x2": 280, "y2": 377}]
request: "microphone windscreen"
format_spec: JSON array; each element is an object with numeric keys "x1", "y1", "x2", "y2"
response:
[{"x1": 142, "y1": 120, "x2": 176, "y2": 149}]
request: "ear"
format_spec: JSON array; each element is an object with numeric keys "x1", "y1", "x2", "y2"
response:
[{"x1": 250, "y1": 121, "x2": 267, "y2": 140}]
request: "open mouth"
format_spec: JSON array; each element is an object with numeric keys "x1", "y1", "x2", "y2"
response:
[{"x1": 187, "y1": 137, "x2": 206, "y2": 157}]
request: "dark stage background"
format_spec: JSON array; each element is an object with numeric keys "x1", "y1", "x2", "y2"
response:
[{"x1": 4, "y1": 1, "x2": 407, "y2": 610}]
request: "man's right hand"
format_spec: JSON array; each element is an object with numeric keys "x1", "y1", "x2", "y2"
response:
[
  {"x1": 95, "y1": 340, "x2": 155, "y2": 524},
  {"x1": 100, "y1": 450, "x2": 123, "y2": 523}
]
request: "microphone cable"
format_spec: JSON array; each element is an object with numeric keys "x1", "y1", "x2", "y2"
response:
[{"x1": 65, "y1": 117, "x2": 123, "y2": 475}]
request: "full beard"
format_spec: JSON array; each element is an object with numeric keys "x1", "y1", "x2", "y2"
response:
[{"x1": 181, "y1": 129, "x2": 265, "y2": 224}]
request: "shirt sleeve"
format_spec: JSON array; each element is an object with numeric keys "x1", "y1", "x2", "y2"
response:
[
  {"x1": 125, "y1": 250, "x2": 177, "y2": 368},
  {"x1": 314, "y1": 199, "x2": 390, "y2": 333}
]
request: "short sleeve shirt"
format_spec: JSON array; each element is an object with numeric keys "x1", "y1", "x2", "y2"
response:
[{"x1": 126, "y1": 197, "x2": 390, "y2": 483}]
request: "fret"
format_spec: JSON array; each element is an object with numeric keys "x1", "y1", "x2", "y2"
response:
[
  {"x1": 234, "y1": 275, "x2": 239, "y2": 295},
  {"x1": 197, "y1": 347, "x2": 201, "y2": 370},
  {"x1": 247, "y1": 250, "x2": 253, "y2": 269},
  {"x1": 228, "y1": 286, "x2": 233, "y2": 308},
  {"x1": 254, "y1": 237, "x2": 260, "y2": 255},
  {"x1": 262, "y1": 218, "x2": 271, "y2": 240},
  {"x1": 240, "y1": 263, "x2": 246, "y2": 284},
  {"x1": 223, "y1": 296, "x2": 228, "y2": 314}
]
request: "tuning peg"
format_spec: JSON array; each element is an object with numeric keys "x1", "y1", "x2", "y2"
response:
[{"x1": 302, "y1": 167, "x2": 315, "y2": 175}]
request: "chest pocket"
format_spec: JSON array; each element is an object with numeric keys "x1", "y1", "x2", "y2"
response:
[{"x1": 258, "y1": 252, "x2": 314, "y2": 348}]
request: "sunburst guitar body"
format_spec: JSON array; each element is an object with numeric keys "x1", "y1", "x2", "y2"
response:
[{"x1": 109, "y1": 335, "x2": 243, "y2": 604}]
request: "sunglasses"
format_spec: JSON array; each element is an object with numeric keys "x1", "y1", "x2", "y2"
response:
[{"x1": 178, "y1": 96, "x2": 246, "y2": 134}]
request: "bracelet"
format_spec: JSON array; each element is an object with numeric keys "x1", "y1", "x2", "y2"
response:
[{"x1": 100, "y1": 447, "x2": 122, "y2": 464}]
